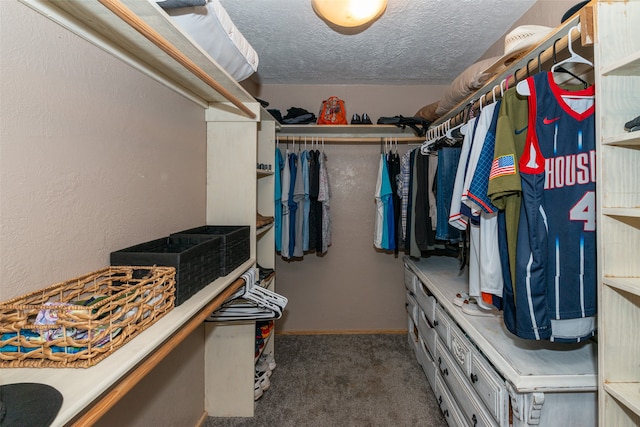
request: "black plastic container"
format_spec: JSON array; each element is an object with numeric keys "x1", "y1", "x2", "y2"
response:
[
  {"x1": 170, "y1": 225, "x2": 250, "y2": 276},
  {"x1": 110, "y1": 235, "x2": 223, "y2": 306}
]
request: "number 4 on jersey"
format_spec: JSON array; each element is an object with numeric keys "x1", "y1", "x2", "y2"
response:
[{"x1": 569, "y1": 191, "x2": 596, "y2": 231}]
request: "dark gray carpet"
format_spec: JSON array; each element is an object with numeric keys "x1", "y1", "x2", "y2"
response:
[{"x1": 204, "y1": 334, "x2": 447, "y2": 427}]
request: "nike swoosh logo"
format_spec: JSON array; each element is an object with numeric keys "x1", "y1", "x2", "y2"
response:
[
  {"x1": 543, "y1": 117, "x2": 560, "y2": 125},
  {"x1": 514, "y1": 126, "x2": 527, "y2": 135}
]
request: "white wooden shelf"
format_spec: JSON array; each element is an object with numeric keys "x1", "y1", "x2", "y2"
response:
[
  {"x1": 602, "y1": 50, "x2": 640, "y2": 76},
  {"x1": 602, "y1": 133, "x2": 640, "y2": 147},
  {"x1": 596, "y1": 1, "x2": 640, "y2": 424},
  {"x1": 256, "y1": 222, "x2": 274, "y2": 238},
  {"x1": 603, "y1": 277, "x2": 640, "y2": 297},
  {"x1": 0, "y1": 258, "x2": 255, "y2": 427},
  {"x1": 602, "y1": 207, "x2": 640, "y2": 218},
  {"x1": 604, "y1": 383, "x2": 640, "y2": 418},
  {"x1": 20, "y1": 0, "x2": 256, "y2": 111},
  {"x1": 257, "y1": 170, "x2": 275, "y2": 178}
]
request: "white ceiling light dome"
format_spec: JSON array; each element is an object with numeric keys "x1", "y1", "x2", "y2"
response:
[{"x1": 311, "y1": 0, "x2": 388, "y2": 28}]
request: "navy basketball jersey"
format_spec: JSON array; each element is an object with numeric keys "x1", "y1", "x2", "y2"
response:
[{"x1": 515, "y1": 72, "x2": 596, "y2": 343}]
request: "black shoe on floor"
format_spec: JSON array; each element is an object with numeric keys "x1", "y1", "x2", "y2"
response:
[
  {"x1": 351, "y1": 114, "x2": 361, "y2": 124},
  {"x1": 361, "y1": 113, "x2": 372, "y2": 124}
]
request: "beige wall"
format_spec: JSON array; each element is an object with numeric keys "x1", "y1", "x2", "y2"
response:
[{"x1": 1, "y1": 2, "x2": 207, "y2": 425}]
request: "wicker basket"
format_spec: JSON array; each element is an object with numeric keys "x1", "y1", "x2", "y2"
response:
[
  {"x1": 111, "y1": 235, "x2": 223, "y2": 306},
  {"x1": 170, "y1": 225, "x2": 250, "y2": 276},
  {"x1": 0, "y1": 266, "x2": 175, "y2": 368}
]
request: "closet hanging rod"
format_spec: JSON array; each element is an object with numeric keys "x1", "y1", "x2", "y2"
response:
[
  {"x1": 97, "y1": 0, "x2": 257, "y2": 120},
  {"x1": 276, "y1": 136, "x2": 423, "y2": 144},
  {"x1": 430, "y1": 11, "x2": 589, "y2": 129}
]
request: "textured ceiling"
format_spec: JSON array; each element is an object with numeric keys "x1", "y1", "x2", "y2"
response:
[{"x1": 220, "y1": 0, "x2": 536, "y2": 85}]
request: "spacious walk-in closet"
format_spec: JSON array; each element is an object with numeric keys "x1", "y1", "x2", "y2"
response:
[{"x1": 1, "y1": 0, "x2": 639, "y2": 426}]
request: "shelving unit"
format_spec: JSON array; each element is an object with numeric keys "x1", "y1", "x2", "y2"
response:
[
  {"x1": 8, "y1": 0, "x2": 278, "y2": 423},
  {"x1": 594, "y1": 1, "x2": 640, "y2": 425}
]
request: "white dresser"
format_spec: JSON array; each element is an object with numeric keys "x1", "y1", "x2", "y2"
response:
[{"x1": 404, "y1": 256, "x2": 597, "y2": 427}]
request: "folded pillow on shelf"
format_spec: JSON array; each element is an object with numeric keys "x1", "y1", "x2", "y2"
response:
[{"x1": 435, "y1": 55, "x2": 500, "y2": 117}]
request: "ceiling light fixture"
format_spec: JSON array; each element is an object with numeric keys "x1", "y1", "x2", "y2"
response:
[{"x1": 311, "y1": 0, "x2": 388, "y2": 28}]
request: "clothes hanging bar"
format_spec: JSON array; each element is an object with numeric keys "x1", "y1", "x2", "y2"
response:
[
  {"x1": 277, "y1": 124, "x2": 425, "y2": 143},
  {"x1": 97, "y1": 0, "x2": 257, "y2": 119},
  {"x1": 430, "y1": 8, "x2": 591, "y2": 130}
]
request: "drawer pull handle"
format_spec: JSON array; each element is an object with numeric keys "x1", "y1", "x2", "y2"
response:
[
  {"x1": 438, "y1": 395, "x2": 443, "y2": 406},
  {"x1": 472, "y1": 414, "x2": 478, "y2": 426},
  {"x1": 434, "y1": 320, "x2": 439, "y2": 326},
  {"x1": 437, "y1": 357, "x2": 448, "y2": 376},
  {"x1": 470, "y1": 373, "x2": 478, "y2": 383},
  {"x1": 443, "y1": 409, "x2": 449, "y2": 418}
]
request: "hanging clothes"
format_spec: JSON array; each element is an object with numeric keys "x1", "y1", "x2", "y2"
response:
[
  {"x1": 463, "y1": 100, "x2": 504, "y2": 310},
  {"x1": 414, "y1": 151, "x2": 435, "y2": 252},
  {"x1": 408, "y1": 149, "x2": 420, "y2": 258},
  {"x1": 435, "y1": 146, "x2": 463, "y2": 242},
  {"x1": 387, "y1": 150, "x2": 401, "y2": 253},
  {"x1": 287, "y1": 151, "x2": 298, "y2": 257},
  {"x1": 318, "y1": 151, "x2": 331, "y2": 254},
  {"x1": 449, "y1": 117, "x2": 478, "y2": 231},
  {"x1": 293, "y1": 149, "x2": 305, "y2": 258},
  {"x1": 427, "y1": 154, "x2": 438, "y2": 232},
  {"x1": 275, "y1": 143, "x2": 330, "y2": 260},
  {"x1": 487, "y1": 87, "x2": 530, "y2": 333},
  {"x1": 374, "y1": 153, "x2": 385, "y2": 249},
  {"x1": 312, "y1": 149, "x2": 323, "y2": 253},
  {"x1": 399, "y1": 149, "x2": 411, "y2": 246},
  {"x1": 374, "y1": 151, "x2": 394, "y2": 251},
  {"x1": 302, "y1": 149, "x2": 310, "y2": 252},
  {"x1": 308, "y1": 149, "x2": 320, "y2": 252},
  {"x1": 274, "y1": 147, "x2": 284, "y2": 253},
  {"x1": 512, "y1": 71, "x2": 596, "y2": 343},
  {"x1": 280, "y1": 149, "x2": 291, "y2": 259}
]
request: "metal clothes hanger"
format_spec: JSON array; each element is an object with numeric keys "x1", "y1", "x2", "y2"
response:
[{"x1": 538, "y1": 49, "x2": 545, "y2": 74}]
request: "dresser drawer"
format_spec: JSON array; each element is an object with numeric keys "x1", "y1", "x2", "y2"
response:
[
  {"x1": 437, "y1": 340, "x2": 497, "y2": 427},
  {"x1": 407, "y1": 313, "x2": 419, "y2": 358},
  {"x1": 470, "y1": 351, "x2": 508, "y2": 424},
  {"x1": 416, "y1": 307, "x2": 437, "y2": 359},
  {"x1": 435, "y1": 374, "x2": 469, "y2": 427},
  {"x1": 414, "y1": 279, "x2": 437, "y2": 324},
  {"x1": 434, "y1": 304, "x2": 452, "y2": 346},
  {"x1": 406, "y1": 291, "x2": 419, "y2": 325},
  {"x1": 416, "y1": 334, "x2": 437, "y2": 391},
  {"x1": 404, "y1": 268, "x2": 418, "y2": 295},
  {"x1": 449, "y1": 322, "x2": 472, "y2": 375}
]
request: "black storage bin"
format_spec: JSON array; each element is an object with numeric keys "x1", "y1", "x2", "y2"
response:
[
  {"x1": 170, "y1": 225, "x2": 250, "y2": 276},
  {"x1": 110, "y1": 235, "x2": 223, "y2": 306}
]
